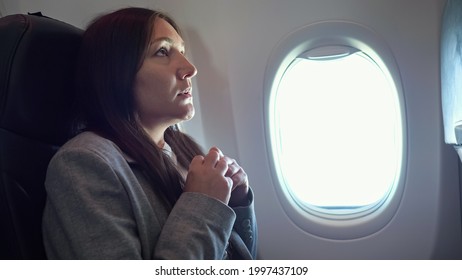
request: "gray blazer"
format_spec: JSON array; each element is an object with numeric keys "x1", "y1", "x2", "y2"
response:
[{"x1": 42, "y1": 131, "x2": 257, "y2": 259}]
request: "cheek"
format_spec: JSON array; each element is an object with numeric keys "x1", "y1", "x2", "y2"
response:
[
  {"x1": 135, "y1": 71, "x2": 156, "y2": 94},
  {"x1": 134, "y1": 79, "x2": 154, "y2": 114},
  {"x1": 135, "y1": 70, "x2": 174, "y2": 98},
  {"x1": 134, "y1": 70, "x2": 162, "y2": 100}
]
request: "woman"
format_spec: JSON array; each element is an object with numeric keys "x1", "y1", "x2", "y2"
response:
[{"x1": 42, "y1": 7, "x2": 257, "y2": 259}]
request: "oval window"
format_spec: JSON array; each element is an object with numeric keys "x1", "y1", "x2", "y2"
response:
[
  {"x1": 265, "y1": 21, "x2": 406, "y2": 238},
  {"x1": 273, "y1": 46, "x2": 402, "y2": 216}
]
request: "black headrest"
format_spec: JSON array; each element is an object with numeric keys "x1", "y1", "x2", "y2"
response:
[{"x1": 0, "y1": 14, "x2": 83, "y2": 145}]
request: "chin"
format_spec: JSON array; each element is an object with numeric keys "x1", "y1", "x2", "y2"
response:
[
  {"x1": 184, "y1": 110, "x2": 195, "y2": 121},
  {"x1": 182, "y1": 106, "x2": 195, "y2": 121}
]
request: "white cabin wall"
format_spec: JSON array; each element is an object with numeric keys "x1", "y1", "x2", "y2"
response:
[
  {"x1": 0, "y1": 1, "x2": 5, "y2": 17},
  {"x1": 3, "y1": 0, "x2": 461, "y2": 259}
]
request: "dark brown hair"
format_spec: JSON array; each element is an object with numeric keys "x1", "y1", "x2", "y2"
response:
[{"x1": 74, "y1": 7, "x2": 203, "y2": 207}]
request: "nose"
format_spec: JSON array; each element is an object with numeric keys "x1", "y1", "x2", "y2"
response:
[{"x1": 178, "y1": 55, "x2": 197, "y2": 80}]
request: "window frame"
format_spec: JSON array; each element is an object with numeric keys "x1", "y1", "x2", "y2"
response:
[{"x1": 263, "y1": 21, "x2": 407, "y2": 240}]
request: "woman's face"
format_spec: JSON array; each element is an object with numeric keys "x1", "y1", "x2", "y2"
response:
[{"x1": 133, "y1": 17, "x2": 197, "y2": 132}]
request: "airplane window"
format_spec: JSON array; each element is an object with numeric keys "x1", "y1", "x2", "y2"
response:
[
  {"x1": 269, "y1": 46, "x2": 403, "y2": 217},
  {"x1": 265, "y1": 21, "x2": 406, "y2": 239}
]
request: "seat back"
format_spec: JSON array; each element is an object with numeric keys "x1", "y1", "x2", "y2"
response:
[{"x1": 0, "y1": 13, "x2": 82, "y2": 259}]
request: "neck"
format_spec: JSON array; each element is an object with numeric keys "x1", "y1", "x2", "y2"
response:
[
  {"x1": 143, "y1": 126, "x2": 166, "y2": 148},
  {"x1": 136, "y1": 115, "x2": 179, "y2": 148}
]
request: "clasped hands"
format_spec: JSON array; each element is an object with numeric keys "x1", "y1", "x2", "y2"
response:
[{"x1": 184, "y1": 147, "x2": 249, "y2": 207}]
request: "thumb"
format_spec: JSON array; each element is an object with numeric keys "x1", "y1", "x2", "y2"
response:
[{"x1": 224, "y1": 176, "x2": 233, "y2": 188}]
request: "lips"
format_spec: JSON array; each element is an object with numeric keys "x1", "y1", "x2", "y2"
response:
[{"x1": 178, "y1": 87, "x2": 192, "y2": 97}]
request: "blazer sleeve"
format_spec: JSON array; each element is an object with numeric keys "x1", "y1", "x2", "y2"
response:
[
  {"x1": 42, "y1": 147, "x2": 237, "y2": 259},
  {"x1": 232, "y1": 189, "x2": 258, "y2": 259},
  {"x1": 154, "y1": 192, "x2": 236, "y2": 259}
]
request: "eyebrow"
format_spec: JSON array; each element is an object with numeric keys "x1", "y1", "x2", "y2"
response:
[{"x1": 150, "y1": 37, "x2": 185, "y2": 49}]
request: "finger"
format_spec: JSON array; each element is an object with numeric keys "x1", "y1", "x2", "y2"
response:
[
  {"x1": 189, "y1": 155, "x2": 204, "y2": 168},
  {"x1": 203, "y1": 149, "x2": 220, "y2": 167},
  {"x1": 209, "y1": 147, "x2": 224, "y2": 158},
  {"x1": 219, "y1": 155, "x2": 236, "y2": 177},
  {"x1": 224, "y1": 176, "x2": 234, "y2": 189},
  {"x1": 225, "y1": 161, "x2": 240, "y2": 177},
  {"x1": 230, "y1": 168, "x2": 248, "y2": 190},
  {"x1": 215, "y1": 158, "x2": 229, "y2": 175},
  {"x1": 221, "y1": 155, "x2": 236, "y2": 165}
]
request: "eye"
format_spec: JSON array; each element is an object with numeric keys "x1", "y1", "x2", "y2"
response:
[{"x1": 155, "y1": 47, "x2": 169, "y2": 57}]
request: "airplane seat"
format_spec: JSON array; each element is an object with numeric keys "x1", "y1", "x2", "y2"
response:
[
  {"x1": 0, "y1": 13, "x2": 82, "y2": 259},
  {"x1": 441, "y1": 0, "x2": 462, "y2": 235}
]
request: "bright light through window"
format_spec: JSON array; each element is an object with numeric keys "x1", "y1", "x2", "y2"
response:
[{"x1": 272, "y1": 49, "x2": 402, "y2": 213}]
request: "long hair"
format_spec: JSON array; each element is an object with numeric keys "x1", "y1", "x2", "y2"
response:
[{"x1": 74, "y1": 7, "x2": 203, "y2": 207}]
